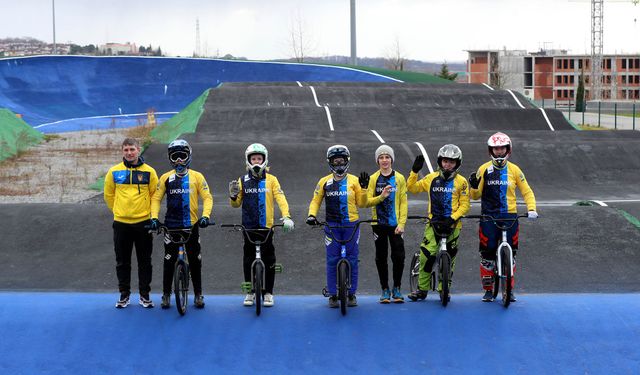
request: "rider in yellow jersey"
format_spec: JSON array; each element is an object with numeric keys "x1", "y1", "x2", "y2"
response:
[{"x1": 468, "y1": 132, "x2": 538, "y2": 302}]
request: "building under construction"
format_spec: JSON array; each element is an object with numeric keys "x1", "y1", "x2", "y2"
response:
[{"x1": 467, "y1": 49, "x2": 640, "y2": 102}]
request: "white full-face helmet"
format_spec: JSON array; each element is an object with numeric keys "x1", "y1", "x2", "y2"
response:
[
  {"x1": 245, "y1": 143, "x2": 268, "y2": 177},
  {"x1": 487, "y1": 132, "x2": 512, "y2": 167}
]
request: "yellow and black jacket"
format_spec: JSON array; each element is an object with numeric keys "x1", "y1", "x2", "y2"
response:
[
  {"x1": 366, "y1": 170, "x2": 408, "y2": 229},
  {"x1": 308, "y1": 174, "x2": 368, "y2": 224},
  {"x1": 104, "y1": 157, "x2": 158, "y2": 224},
  {"x1": 230, "y1": 172, "x2": 290, "y2": 229},
  {"x1": 470, "y1": 161, "x2": 536, "y2": 215},
  {"x1": 407, "y1": 171, "x2": 470, "y2": 228},
  {"x1": 151, "y1": 169, "x2": 213, "y2": 228}
]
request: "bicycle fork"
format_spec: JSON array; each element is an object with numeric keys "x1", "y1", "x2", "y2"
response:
[
  {"x1": 337, "y1": 245, "x2": 352, "y2": 291},
  {"x1": 250, "y1": 244, "x2": 266, "y2": 292},
  {"x1": 496, "y1": 230, "x2": 514, "y2": 280}
]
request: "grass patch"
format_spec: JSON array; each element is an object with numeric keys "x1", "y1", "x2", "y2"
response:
[{"x1": 577, "y1": 124, "x2": 611, "y2": 130}]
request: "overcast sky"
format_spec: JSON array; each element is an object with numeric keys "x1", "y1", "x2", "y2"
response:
[{"x1": 2, "y1": 0, "x2": 639, "y2": 61}]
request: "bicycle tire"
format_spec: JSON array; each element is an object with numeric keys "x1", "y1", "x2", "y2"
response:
[
  {"x1": 501, "y1": 249, "x2": 512, "y2": 308},
  {"x1": 174, "y1": 261, "x2": 189, "y2": 316},
  {"x1": 440, "y1": 253, "x2": 451, "y2": 307},
  {"x1": 409, "y1": 252, "x2": 420, "y2": 293},
  {"x1": 338, "y1": 261, "x2": 349, "y2": 316},
  {"x1": 254, "y1": 262, "x2": 263, "y2": 316},
  {"x1": 492, "y1": 253, "x2": 500, "y2": 299}
]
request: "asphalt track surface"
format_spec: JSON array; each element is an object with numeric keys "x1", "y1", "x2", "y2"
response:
[{"x1": 3, "y1": 82, "x2": 640, "y2": 373}]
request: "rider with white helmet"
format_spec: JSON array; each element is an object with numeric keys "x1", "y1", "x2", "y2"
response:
[
  {"x1": 468, "y1": 132, "x2": 538, "y2": 303},
  {"x1": 406, "y1": 144, "x2": 470, "y2": 302},
  {"x1": 228, "y1": 143, "x2": 294, "y2": 308}
]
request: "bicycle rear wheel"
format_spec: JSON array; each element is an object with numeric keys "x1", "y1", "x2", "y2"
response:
[
  {"x1": 409, "y1": 252, "x2": 420, "y2": 294},
  {"x1": 174, "y1": 261, "x2": 189, "y2": 316},
  {"x1": 501, "y1": 249, "x2": 512, "y2": 308},
  {"x1": 254, "y1": 262, "x2": 263, "y2": 316},
  {"x1": 439, "y1": 253, "x2": 451, "y2": 307},
  {"x1": 337, "y1": 261, "x2": 349, "y2": 316}
]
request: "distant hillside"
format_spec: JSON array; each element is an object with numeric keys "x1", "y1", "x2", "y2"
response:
[{"x1": 276, "y1": 55, "x2": 466, "y2": 74}]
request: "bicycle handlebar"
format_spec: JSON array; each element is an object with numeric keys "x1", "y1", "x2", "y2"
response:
[
  {"x1": 220, "y1": 223, "x2": 284, "y2": 246},
  {"x1": 407, "y1": 216, "x2": 453, "y2": 237},
  {"x1": 463, "y1": 214, "x2": 529, "y2": 230},
  {"x1": 314, "y1": 219, "x2": 378, "y2": 245},
  {"x1": 150, "y1": 223, "x2": 199, "y2": 244}
]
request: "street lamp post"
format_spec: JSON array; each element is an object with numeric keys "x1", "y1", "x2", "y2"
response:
[
  {"x1": 52, "y1": 0, "x2": 57, "y2": 54},
  {"x1": 350, "y1": 0, "x2": 357, "y2": 66}
]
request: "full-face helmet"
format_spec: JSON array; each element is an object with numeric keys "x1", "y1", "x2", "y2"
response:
[
  {"x1": 168, "y1": 139, "x2": 192, "y2": 175},
  {"x1": 245, "y1": 143, "x2": 268, "y2": 177},
  {"x1": 437, "y1": 144, "x2": 462, "y2": 180},
  {"x1": 327, "y1": 145, "x2": 350, "y2": 177},
  {"x1": 487, "y1": 132, "x2": 512, "y2": 167}
]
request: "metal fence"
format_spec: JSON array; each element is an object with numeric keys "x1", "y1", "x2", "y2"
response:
[{"x1": 531, "y1": 99, "x2": 638, "y2": 130}]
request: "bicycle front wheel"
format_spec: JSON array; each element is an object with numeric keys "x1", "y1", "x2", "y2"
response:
[
  {"x1": 174, "y1": 261, "x2": 189, "y2": 316},
  {"x1": 409, "y1": 252, "x2": 420, "y2": 294},
  {"x1": 254, "y1": 263, "x2": 263, "y2": 316},
  {"x1": 439, "y1": 253, "x2": 451, "y2": 307},
  {"x1": 337, "y1": 261, "x2": 349, "y2": 316},
  {"x1": 501, "y1": 249, "x2": 512, "y2": 308}
]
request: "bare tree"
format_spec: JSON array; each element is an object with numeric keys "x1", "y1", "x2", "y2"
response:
[
  {"x1": 384, "y1": 36, "x2": 407, "y2": 71},
  {"x1": 289, "y1": 11, "x2": 315, "y2": 63}
]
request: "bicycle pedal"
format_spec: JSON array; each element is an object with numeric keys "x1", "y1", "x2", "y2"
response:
[
  {"x1": 240, "y1": 281, "x2": 252, "y2": 293},
  {"x1": 273, "y1": 263, "x2": 284, "y2": 274}
]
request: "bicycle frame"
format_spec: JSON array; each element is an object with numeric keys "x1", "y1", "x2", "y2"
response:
[
  {"x1": 465, "y1": 214, "x2": 527, "y2": 306},
  {"x1": 315, "y1": 219, "x2": 376, "y2": 314},
  {"x1": 408, "y1": 216, "x2": 453, "y2": 305},
  {"x1": 221, "y1": 223, "x2": 283, "y2": 316}
]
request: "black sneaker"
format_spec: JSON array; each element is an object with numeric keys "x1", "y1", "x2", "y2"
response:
[
  {"x1": 194, "y1": 294, "x2": 205, "y2": 309},
  {"x1": 115, "y1": 292, "x2": 130, "y2": 308},
  {"x1": 328, "y1": 295, "x2": 339, "y2": 308},
  {"x1": 482, "y1": 290, "x2": 495, "y2": 302},
  {"x1": 139, "y1": 294, "x2": 154, "y2": 308},
  {"x1": 509, "y1": 292, "x2": 517, "y2": 302},
  {"x1": 161, "y1": 294, "x2": 171, "y2": 309},
  {"x1": 348, "y1": 294, "x2": 358, "y2": 307},
  {"x1": 407, "y1": 290, "x2": 427, "y2": 302}
]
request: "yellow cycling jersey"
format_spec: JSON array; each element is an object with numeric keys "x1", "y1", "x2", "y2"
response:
[
  {"x1": 230, "y1": 172, "x2": 290, "y2": 229},
  {"x1": 104, "y1": 160, "x2": 158, "y2": 224},
  {"x1": 151, "y1": 169, "x2": 213, "y2": 228},
  {"x1": 308, "y1": 174, "x2": 368, "y2": 224},
  {"x1": 407, "y1": 171, "x2": 470, "y2": 227},
  {"x1": 470, "y1": 161, "x2": 536, "y2": 215},
  {"x1": 366, "y1": 170, "x2": 408, "y2": 229}
]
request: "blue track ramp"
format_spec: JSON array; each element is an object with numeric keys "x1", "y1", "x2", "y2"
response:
[
  {"x1": 0, "y1": 56, "x2": 397, "y2": 131},
  {"x1": 0, "y1": 293, "x2": 638, "y2": 374}
]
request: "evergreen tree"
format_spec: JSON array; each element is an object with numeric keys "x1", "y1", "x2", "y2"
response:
[
  {"x1": 435, "y1": 62, "x2": 458, "y2": 81},
  {"x1": 576, "y1": 70, "x2": 585, "y2": 112}
]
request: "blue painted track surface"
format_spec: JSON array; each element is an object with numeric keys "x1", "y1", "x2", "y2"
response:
[
  {"x1": 1, "y1": 293, "x2": 638, "y2": 374},
  {"x1": 0, "y1": 56, "x2": 395, "y2": 132}
]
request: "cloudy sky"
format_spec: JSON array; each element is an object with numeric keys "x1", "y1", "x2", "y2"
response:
[{"x1": 2, "y1": 0, "x2": 639, "y2": 61}]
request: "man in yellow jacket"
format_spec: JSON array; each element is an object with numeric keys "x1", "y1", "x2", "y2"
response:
[{"x1": 104, "y1": 138, "x2": 158, "y2": 309}]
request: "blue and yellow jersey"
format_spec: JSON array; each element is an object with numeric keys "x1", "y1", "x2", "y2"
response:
[
  {"x1": 308, "y1": 174, "x2": 368, "y2": 224},
  {"x1": 151, "y1": 169, "x2": 213, "y2": 229},
  {"x1": 104, "y1": 160, "x2": 158, "y2": 224},
  {"x1": 366, "y1": 170, "x2": 408, "y2": 229},
  {"x1": 407, "y1": 171, "x2": 470, "y2": 227},
  {"x1": 230, "y1": 172, "x2": 290, "y2": 229},
  {"x1": 470, "y1": 161, "x2": 536, "y2": 215}
]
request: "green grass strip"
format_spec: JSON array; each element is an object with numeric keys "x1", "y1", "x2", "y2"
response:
[
  {"x1": 150, "y1": 88, "x2": 211, "y2": 143},
  {"x1": 616, "y1": 209, "x2": 640, "y2": 230}
]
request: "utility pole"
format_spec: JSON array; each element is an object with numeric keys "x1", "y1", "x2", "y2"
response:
[
  {"x1": 591, "y1": 0, "x2": 604, "y2": 100},
  {"x1": 350, "y1": 0, "x2": 357, "y2": 66},
  {"x1": 195, "y1": 18, "x2": 201, "y2": 57},
  {"x1": 52, "y1": 0, "x2": 57, "y2": 54}
]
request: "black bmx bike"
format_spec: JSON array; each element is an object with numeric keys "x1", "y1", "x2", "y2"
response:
[
  {"x1": 314, "y1": 220, "x2": 377, "y2": 316},
  {"x1": 221, "y1": 223, "x2": 284, "y2": 316},
  {"x1": 152, "y1": 223, "x2": 199, "y2": 316},
  {"x1": 408, "y1": 216, "x2": 455, "y2": 307}
]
